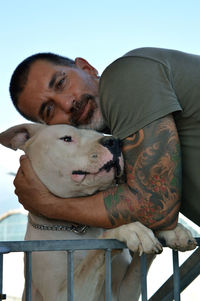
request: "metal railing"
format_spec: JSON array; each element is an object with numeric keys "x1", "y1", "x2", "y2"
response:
[{"x1": 0, "y1": 238, "x2": 200, "y2": 301}]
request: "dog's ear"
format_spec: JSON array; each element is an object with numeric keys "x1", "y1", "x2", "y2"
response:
[{"x1": 0, "y1": 123, "x2": 45, "y2": 151}]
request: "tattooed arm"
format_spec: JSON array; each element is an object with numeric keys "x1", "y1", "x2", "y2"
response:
[
  {"x1": 103, "y1": 114, "x2": 181, "y2": 230},
  {"x1": 15, "y1": 114, "x2": 181, "y2": 230}
]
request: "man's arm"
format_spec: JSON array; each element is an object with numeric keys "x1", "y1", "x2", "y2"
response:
[
  {"x1": 103, "y1": 114, "x2": 181, "y2": 230},
  {"x1": 14, "y1": 114, "x2": 181, "y2": 230}
]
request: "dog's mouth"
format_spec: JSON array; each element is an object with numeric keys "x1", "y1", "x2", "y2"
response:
[
  {"x1": 72, "y1": 158, "x2": 122, "y2": 180},
  {"x1": 100, "y1": 158, "x2": 122, "y2": 178}
]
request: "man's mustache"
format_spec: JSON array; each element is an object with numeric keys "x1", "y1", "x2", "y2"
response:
[{"x1": 70, "y1": 94, "x2": 97, "y2": 126}]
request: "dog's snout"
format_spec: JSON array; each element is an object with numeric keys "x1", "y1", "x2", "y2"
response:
[{"x1": 99, "y1": 136, "x2": 122, "y2": 156}]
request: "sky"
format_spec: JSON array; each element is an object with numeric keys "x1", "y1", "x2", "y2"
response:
[{"x1": 1, "y1": 0, "x2": 200, "y2": 215}]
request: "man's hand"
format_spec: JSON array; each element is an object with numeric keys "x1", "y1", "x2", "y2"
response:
[{"x1": 14, "y1": 155, "x2": 52, "y2": 216}]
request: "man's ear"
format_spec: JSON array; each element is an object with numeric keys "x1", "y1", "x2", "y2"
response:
[
  {"x1": 75, "y1": 57, "x2": 98, "y2": 77},
  {"x1": 0, "y1": 123, "x2": 45, "y2": 151}
]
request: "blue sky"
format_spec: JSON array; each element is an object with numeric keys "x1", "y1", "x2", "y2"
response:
[{"x1": 1, "y1": 0, "x2": 200, "y2": 214}]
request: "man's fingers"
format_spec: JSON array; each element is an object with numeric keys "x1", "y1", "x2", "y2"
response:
[
  {"x1": 20, "y1": 154, "x2": 27, "y2": 162},
  {"x1": 19, "y1": 155, "x2": 34, "y2": 174},
  {"x1": 13, "y1": 166, "x2": 23, "y2": 187},
  {"x1": 18, "y1": 155, "x2": 40, "y2": 183}
]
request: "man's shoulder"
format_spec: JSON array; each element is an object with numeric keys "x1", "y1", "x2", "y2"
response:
[
  {"x1": 121, "y1": 47, "x2": 200, "y2": 66},
  {"x1": 101, "y1": 47, "x2": 199, "y2": 79},
  {"x1": 122, "y1": 47, "x2": 171, "y2": 58},
  {"x1": 103, "y1": 47, "x2": 172, "y2": 74},
  {"x1": 100, "y1": 47, "x2": 170, "y2": 81}
]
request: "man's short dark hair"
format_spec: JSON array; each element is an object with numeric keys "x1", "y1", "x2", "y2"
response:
[{"x1": 9, "y1": 52, "x2": 75, "y2": 122}]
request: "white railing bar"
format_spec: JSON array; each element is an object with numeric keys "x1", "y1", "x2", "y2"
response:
[
  {"x1": 105, "y1": 249, "x2": 112, "y2": 301},
  {"x1": 24, "y1": 251, "x2": 32, "y2": 301},
  {"x1": 172, "y1": 250, "x2": 180, "y2": 301},
  {"x1": 140, "y1": 254, "x2": 148, "y2": 301},
  {"x1": 0, "y1": 239, "x2": 126, "y2": 252}
]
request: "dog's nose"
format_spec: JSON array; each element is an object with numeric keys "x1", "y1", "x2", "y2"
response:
[{"x1": 99, "y1": 136, "x2": 122, "y2": 156}]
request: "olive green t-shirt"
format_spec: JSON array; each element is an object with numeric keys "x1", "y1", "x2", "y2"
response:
[{"x1": 99, "y1": 47, "x2": 200, "y2": 226}]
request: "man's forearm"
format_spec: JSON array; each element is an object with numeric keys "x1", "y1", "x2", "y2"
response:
[
  {"x1": 43, "y1": 191, "x2": 113, "y2": 228},
  {"x1": 103, "y1": 183, "x2": 180, "y2": 230},
  {"x1": 44, "y1": 181, "x2": 179, "y2": 231}
]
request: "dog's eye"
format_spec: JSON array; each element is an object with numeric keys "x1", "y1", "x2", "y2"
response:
[{"x1": 60, "y1": 136, "x2": 72, "y2": 142}]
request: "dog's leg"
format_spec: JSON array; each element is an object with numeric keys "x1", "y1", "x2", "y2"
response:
[
  {"x1": 71, "y1": 221, "x2": 162, "y2": 301},
  {"x1": 73, "y1": 249, "x2": 121, "y2": 301},
  {"x1": 156, "y1": 223, "x2": 197, "y2": 251},
  {"x1": 118, "y1": 252, "x2": 155, "y2": 301},
  {"x1": 23, "y1": 249, "x2": 44, "y2": 301},
  {"x1": 100, "y1": 222, "x2": 162, "y2": 301}
]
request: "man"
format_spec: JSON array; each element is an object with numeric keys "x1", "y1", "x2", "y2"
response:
[{"x1": 9, "y1": 47, "x2": 200, "y2": 230}]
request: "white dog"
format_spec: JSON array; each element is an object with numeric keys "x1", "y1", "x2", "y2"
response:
[{"x1": 0, "y1": 124, "x2": 196, "y2": 301}]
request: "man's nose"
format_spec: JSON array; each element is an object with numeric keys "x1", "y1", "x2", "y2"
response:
[{"x1": 55, "y1": 95, "x2": 75, "y2": 113}]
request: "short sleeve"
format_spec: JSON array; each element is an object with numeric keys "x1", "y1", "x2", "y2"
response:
[{"x1": 99, "y1": 56, "x2": 182, "y2": 139}]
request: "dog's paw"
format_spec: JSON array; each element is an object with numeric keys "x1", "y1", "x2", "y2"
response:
[
  {"x1": 102, "y1": 222, "x2": 163, "y2": 256},
  {"x1": 156, "y1": 223, "x2": 197, "y2": 252}
]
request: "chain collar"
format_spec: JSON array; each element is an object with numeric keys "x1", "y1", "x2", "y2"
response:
[{"x1": 28, "y1": 215, "x2": 89, "y2": 235}]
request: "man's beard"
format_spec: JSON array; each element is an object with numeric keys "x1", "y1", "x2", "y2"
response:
[{"x1": 69, "y1": 94, "x2": 105, "y2": 131}]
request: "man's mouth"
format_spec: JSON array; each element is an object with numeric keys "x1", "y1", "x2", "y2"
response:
[
  {"x1": 77, "y1": 100, "x2": 92, "y2": 123},
  {"x1": 70, "y1": 94, "x2": 97, "y2": 126}
]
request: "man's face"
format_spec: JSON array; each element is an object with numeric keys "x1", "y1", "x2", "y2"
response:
[{"x1": 18, "y1": 59, "x2": 105, "y2": 131}]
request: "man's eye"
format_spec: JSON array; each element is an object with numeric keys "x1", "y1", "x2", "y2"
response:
[
  {"x1": 44, "y1": 102, "x2": 55, "y2": 123},
  {"x1": 46, "y1": 103, "x2": 54, "y2": 117},
  {"x1": 56, "y1": 77, "x2": 66, "y2": 90},
  {"x1": 60, "y1": 136, "x2": 73, "y2": 142}
]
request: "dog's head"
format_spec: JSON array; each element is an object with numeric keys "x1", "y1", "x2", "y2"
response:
[{"x1": 0, "y1": 124, "x2": 124, "y2": 197}]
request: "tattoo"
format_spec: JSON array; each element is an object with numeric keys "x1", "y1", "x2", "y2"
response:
[{"x1": 103, "y1": 115, "x2": 181, "y2": 229}]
